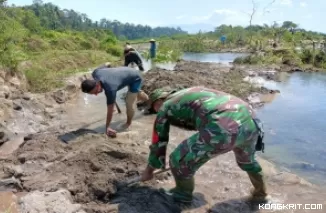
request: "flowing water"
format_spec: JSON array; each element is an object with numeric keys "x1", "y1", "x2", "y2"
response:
[{"x1": 181, "y1": 52, "x2": 326, "y2": 186}]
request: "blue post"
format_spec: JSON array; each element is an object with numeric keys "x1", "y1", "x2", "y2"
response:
[{"x1": 149, "y1": 39, "x2": 156, "y2": 59}]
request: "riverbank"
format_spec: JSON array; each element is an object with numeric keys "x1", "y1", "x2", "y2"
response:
[
  {"x1": 0, "y1": 60, "x2": 325, "y2": 213},
  {"x1": 233, "y1": 48, "x2": 326, "y2": 73}
]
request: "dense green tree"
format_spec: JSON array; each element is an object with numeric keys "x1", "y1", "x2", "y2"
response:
[{"x1": 6, "y1": 0, "x2": 187, "y2": 39}]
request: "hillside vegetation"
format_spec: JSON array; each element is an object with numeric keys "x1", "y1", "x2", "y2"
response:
[
  {"x1": 142, "y1": 23, "x2": 326, "y2": 69},
  {"x1": 0, "y1": 0, "x2": 187, "y2": 92},
  {"x1": 1, "y1": 0, "x2": 326, "y2": 95}
]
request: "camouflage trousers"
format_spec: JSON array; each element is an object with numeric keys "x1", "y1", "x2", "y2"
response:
[{"x1": 169, "y1": 112, "x2": 263, "y2": 179}]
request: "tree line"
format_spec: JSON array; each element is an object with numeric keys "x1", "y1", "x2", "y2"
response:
[{"x1": 4, "y1": 0, "x2": 187, "y2": 40}]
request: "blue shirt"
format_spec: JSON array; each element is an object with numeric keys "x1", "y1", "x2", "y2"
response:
[{"x1": 92, "y1": 67, "x2": 142, "y2": 105}]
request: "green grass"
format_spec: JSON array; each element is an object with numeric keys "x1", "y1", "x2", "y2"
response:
[
  {"x1": 140, "y1": 43, "x2": 182, "y2": 63},
  {"x1": 22, "y1": 50, "x2": 120, "y2": 92}
]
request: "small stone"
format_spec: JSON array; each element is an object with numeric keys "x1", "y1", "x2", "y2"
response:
[
  {"x1": 0, "y1": 131, "x2": 4, "y2": 139},
  {"x1": 113, "y1": 167, "x2": 125, "y2": 173},
  {"x1": 22, "y1": 94, "x2": 31, "y2": 100},
  {"x1": 18, "y1": 156, "x2": 26, "y2": 164},
  {"x1": 0, "y1": 131, "x2": 9, "y2": 145},
  {"x1": 23, "y1": 134, "x2": 33, "y2": 141},
  {"x1": 13, "y1": 101, "x2": 22, "y2": 111}
]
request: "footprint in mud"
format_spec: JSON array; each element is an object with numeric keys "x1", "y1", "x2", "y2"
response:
[{"x1": 110, "y1": 186, "x2": 182, "y2": 213}]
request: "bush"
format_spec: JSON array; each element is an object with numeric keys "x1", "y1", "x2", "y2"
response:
[
  {"x1": 106, "y1": 45, "x2": 122, "y2": 57},
  {"x1": 24, "y1": 37, "x2": 50, "y2": 51},
  {"x1": 233, "y1": 54, "x2": 264, "y2": 64},
  {"x1": 300, "y1": 49, "x2": 313, "y2": 64},
  {"x1": 79, "y1": 40, "x2": 93, "y2": 49},
  {"x1": 314, "y1": 51, "x2": 326, "y2": 68}
]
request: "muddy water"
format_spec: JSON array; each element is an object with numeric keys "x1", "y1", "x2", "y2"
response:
[
  {"x1": 182, "y1": 52, "x2": 249, "y2": 65},
  {"x1": 179, "y1": 52, "x2": 326, "y2": 186},
  {"x1": 255, "y1": 72, "x2": 326, "y2": 186}
]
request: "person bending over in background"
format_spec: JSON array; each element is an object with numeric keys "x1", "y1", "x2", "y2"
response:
[{"x1": 124, "y1": 48, "x2": 145, "y2": 71}]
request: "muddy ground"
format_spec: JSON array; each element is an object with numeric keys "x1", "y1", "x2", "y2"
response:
[
  {"x1": 1, "y1": 60, "x2": 325, "y2": 213},
  {"x1": 142, "y1": 60, "x2": 262, "y2": 100},
  {"x1": 141, "y1": 60, "x2": 280, "y2": 108}
]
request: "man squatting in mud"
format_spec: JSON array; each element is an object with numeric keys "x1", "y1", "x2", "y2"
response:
[
  {"x1": 80, "y1": 66, "x2": 149, "y2": 137},
  {"x1": 140, "y1": 86, "x2": 269, "y2": 203}
]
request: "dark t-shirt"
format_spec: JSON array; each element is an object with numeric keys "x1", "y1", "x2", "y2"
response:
[
  {"x1": 92, "y1": 67, "x2": 142, "y2": 105},
  {"x1": 124, "y1": 51, "x2": 143, "y2": 66}
]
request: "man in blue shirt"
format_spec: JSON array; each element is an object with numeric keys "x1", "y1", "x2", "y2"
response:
[{"x1": 81, "y1": 67, "x2": 149, "y2": 137}]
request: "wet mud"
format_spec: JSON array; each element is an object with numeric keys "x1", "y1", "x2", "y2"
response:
[
  {"x1": 1, "y1": 60, "x2": 325, "y2": 212},
  {"x1": 142, "y1": 60, "x2": 278, "y2": 104}
]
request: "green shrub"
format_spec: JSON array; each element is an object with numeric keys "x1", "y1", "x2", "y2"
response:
[
  {"x1": 106, "y1": 45, "x2": 122, "y2": 57},
  {"x1": 300, "y1": 49, "x2": 313, "y2": 64},
  {"x1": 24, "y1": 37, "x2": 50, "y2": 51}
]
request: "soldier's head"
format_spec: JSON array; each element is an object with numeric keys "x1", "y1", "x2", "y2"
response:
[{"x1": 147, "y1": 88, "x2": 177, "y2": 113}]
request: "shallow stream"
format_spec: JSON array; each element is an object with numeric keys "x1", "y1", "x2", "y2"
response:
[{"x1": 180, "y1": 52, "x2": 326, "y2": 186}]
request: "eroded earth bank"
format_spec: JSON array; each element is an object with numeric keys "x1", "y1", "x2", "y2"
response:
[{"x1": 0, "y1": 61, "x2": 325, "y2": 213}]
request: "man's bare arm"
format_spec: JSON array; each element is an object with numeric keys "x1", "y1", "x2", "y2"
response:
[{"x1": 106, "y1": 104, "x2": 115, "y2": 129}]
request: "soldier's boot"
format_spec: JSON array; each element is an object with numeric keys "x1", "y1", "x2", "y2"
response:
[
  {"x1": 247, "y1": 171, "x2": 271, "y2": 203},
  {"x1": 160, "y1": 177, "x2": 195, "y2": 203}
]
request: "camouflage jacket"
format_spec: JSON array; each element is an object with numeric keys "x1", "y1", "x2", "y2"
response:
[{"x1": 148, "y1": 86, "x2": 256, "y2": 169}]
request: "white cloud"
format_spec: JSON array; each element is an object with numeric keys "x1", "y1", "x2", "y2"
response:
[
  {"x1": 299, "y1": 2, "x2": 307, "y2": 7},
  {"x1": 280, "y1": 0, "x2": 292, "y2": 6},
  {"x1": 184, "y1": 6, "x2": 284, "y2": 27},
  {"x1": 192, "y1": 14, "x2": 212, "y2": 22},
  {"x1": 191, "y1": 9, "x2": 243, "y2": 23},
  {"x1": 214, "y1": 9, "x2": 238, "y2": 15},
  {"x1": 176, "y1": 15, "x2": 186, "y2": 20}
]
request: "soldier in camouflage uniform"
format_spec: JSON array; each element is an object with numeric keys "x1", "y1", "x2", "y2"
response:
[{"x1": 140, "y1": 86, "x2": 268, "y2": 203}]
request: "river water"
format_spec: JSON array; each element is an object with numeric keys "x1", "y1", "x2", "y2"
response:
[
  {"x1": 181, "y1": 52, "x2": 326, "y2": 186},
  {"x1": 79, "y1": 52, "x2": 326, "y2": 186}
]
